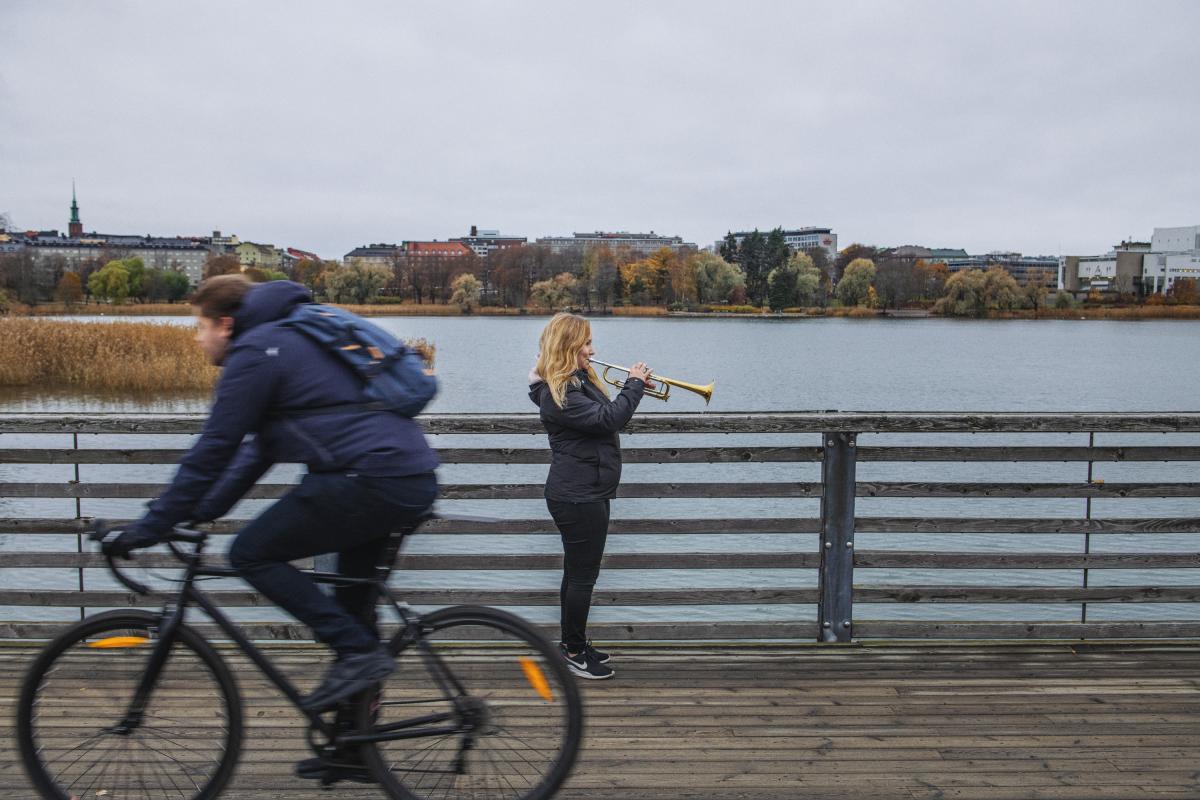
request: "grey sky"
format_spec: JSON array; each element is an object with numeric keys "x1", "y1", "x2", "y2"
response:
[{"x1": 2, "y1": 0, "x2": 1197, "y2": 259}]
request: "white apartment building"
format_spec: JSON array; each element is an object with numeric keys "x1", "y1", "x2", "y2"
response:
[{"x1": 1143, "y1": 225, "x2": 1200, "y2": 293}]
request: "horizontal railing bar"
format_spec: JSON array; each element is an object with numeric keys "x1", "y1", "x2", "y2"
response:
[
  {"x1": 4, "y1": 552, "x2": 1197, "y2": 570},
  {"x1": 857, "y1": 446, "x2": 1200, "y2": 462},
  {"x1": 0, "y1": 551, "x2": 822, "y2": 570},
  {"x1": 853, "y1": 621, "x2": 1200, "y2": 639},
  {"x1": 9, "y1": 585, "x2": 1200, "y2": 607},
  {"x1": 855, "y1": 552, "x2": 1200, "y2": 569},
  {"x1": 5, "y1": 619, "x2": 1199, "y2": 641},
  {"x1": 0, "y1": 588, "x2": 821, "y2": 607},
  {"x1": 5, "y1": 516, "x2": 1200, "y2": 534},
  {"x1": 0, "y1": 620, "x2": 813, "y2": 641},
  {"x1": 6, "y1": 445, "x2": 1200, "y2": 465},
  {"x1": 4, "y1": 412, "x2": 1200, "y2": 434},
  {"x1": 0, "y1": 517, "x2": 823, "y2": 534},
  {"x1": 6, "y1": 481, "x2": 1199, "y2": 500}
]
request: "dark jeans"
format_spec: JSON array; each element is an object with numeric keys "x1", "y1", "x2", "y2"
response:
[
  {"x1": 547, "y1": 498, "x2": 609, "y2": 653},
  {"x1": 229, "y1": 471, "x2": 437, "y2": 656}
]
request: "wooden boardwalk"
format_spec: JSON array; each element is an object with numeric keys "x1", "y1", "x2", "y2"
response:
[{"x1": 3, "y1": 641, "x2": 1199, "y2": 800}]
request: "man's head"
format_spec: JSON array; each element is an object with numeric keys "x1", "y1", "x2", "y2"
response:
[{"x1": 190, "y1": 274, "x2": 252, "y2": 365}]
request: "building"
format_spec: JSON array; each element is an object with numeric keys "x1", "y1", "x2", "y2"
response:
[
  {"x1": 344, "y1": 243, "x2": 400, "y2": 265},
  {"x1": 721, "y1": 227, "x2": 838, "y2": 262},
  {"x1": 1059, "y1": 241, "x2": 1149, "y2": 295},
  {"x1": 282, "y1": 247, "x2": 321, "y2": 271},
  {"x1": 234, "y1": 241, "x2": 282, "y2": 271},
  {"x1": 887, "y1": 246, "x2": 969, "y2": 262},
  {"x1": 537, "y1": 231, "x2": 692, "y2": 256},
  {"x1": 453, "y1": 226, "x2": 526, "y2": 258},
  {"x1": 402, "y1": 241, "x2": 474, "y2": 258},
  {"x1": 19, "y1": 232, "x2": 209, "y2": 286},
  {"x1": 943, "y1": 252, "x2": 1059, "y2": 286},
  {"x1": 1143, "y1": 225, "x2": 1200, "y2": 294},
  {"x1": 1060, "y1": 226, "x2": 1200, "y2": 296}
]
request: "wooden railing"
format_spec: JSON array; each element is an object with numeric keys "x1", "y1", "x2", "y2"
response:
[{"x1": 2, "y1": 412, "x2": 1199, "y2": 641}]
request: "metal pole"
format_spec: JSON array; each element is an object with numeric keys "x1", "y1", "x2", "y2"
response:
[
  {"x1": 817, "y1": 432, "x2": 857, "y2": 643},
  {"x1": 74, "y1": 432, "x2": 84, "y2": 621}
]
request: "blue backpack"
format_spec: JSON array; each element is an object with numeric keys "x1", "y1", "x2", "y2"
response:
[{"x1": 281, "y1": 304, "x2": 437, "y2": 417}]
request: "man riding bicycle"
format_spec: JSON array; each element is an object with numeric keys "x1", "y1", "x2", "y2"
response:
[{"x1": 102, "y1": 274, "x2": 438, "y2": 778}]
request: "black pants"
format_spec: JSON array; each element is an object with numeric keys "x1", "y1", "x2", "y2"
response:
[
  {"x1": 547, "y1": 498, "x2": 610, "y2": 653},
  {"x1": 228, "y1": 471, "x2": 437, "y2": 656}
]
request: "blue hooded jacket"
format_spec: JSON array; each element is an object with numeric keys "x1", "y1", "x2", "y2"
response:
[{"x1": 138, "y1": 281, "x2": 439, "y2": 535}]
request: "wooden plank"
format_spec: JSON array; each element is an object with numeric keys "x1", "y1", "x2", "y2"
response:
[
  {"x1": 6, "y1": 444, "x2": 1200, "y2": 465},
  {"x1": 0, "y1": 516, "x2": 825, "y2": 534},
  {"x1": 5, "y1": 480, "x2": 1200, "y2": 500},
  {"x1": 854, "y1": 585, "x2": 1200, "y2": 603},
  {"x1": 855, "y1": 517, "x2": 1200, "y2": 534},
  {"x1": 855, "y1": 621, "x2": 1200, "y2": 639},
  {"x1": 0, "y1": 587, "x2": 820, "y2": 607},
  {"x1": 0, "y1": 620, "x2": 814, "y2": 640},
  {"x1": 4, "y1": 411, "x2": 1200, "y2": 434},
  {"x1": 0, "y1": 446, "x2": 826, "y2": 465},
  {"x1": 857, "y1": 446, "x2": 1200, "y2": 462},
  {"x1": 855, "y1": 552, "x2": 1200, "y2": 569},
  {"x1": 0, "y1": 551, "x2": 820, "y2": 570}
]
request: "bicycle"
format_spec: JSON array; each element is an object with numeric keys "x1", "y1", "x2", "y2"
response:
[{"x1": 17, "y1": 517, "x2": 583, "y2": 800}]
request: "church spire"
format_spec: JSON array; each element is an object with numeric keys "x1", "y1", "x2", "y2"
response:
[{"x1": 69, "y1": 181, "x2": 82, "y2": 237}]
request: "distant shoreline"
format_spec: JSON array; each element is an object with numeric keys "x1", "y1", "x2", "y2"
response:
[{"x1": 8, "y1": 303, "x2": 1200, "y2": 321}]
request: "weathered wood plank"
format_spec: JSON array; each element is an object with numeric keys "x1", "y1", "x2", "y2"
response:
[
  {"x1": 855, "y1": 552, "x2": 1200, "y2": 569},
  {"x1": 4, "y1": 411, "x2": 1200, "y2": 434},
  {"x1": 855, "y1": 621, "x2": 1200, "y2": 639},
  {"x1": 8, "y1": 480, "x2": 1197, "y2": 500},
  {"x1": 6, "y1": 444, "x2": 1200, "y2": 465},
  {"x1": 10, "y1": 585, "x2": 1199, "y2": 608},
  {"x1": 0, "y1": 516, "x2": 825, "y2": 534}
]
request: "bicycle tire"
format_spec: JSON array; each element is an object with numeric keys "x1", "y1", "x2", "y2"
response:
[
  {"x1": 359, "y1": 605, "x2": 583, "y2": 800},
  {"x1": 17, "y1": 609, "x2": 243, "y2": 800}
]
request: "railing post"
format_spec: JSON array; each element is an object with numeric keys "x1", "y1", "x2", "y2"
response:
[{"x1": 818, "y1": 431, "x2": 857, "y2": 643}]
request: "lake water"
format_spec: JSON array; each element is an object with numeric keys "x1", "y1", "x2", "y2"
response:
[{"x1": 3, "y1": 316, "x2": 1199, "y2": 629}]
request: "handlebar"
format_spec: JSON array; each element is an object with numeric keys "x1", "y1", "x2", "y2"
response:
[{"x1": 89, "y1": 520, "x2": 208, "y2": 596}]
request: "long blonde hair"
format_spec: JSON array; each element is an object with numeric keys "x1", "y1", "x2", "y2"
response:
[{"x1": 536, "y1": 313, "x2": 607, "y2": 409}]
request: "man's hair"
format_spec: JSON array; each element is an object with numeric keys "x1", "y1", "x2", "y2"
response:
[{"x1": 191, "y1": 274, "x2": 252, "y2": 319}]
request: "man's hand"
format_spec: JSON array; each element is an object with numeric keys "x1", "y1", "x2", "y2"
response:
[{"x1": 101, "y1": 524, "x2": 162, "y2": 560}]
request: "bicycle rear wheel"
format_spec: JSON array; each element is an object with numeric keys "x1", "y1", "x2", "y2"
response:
[
  {"x1": 360, "y1": 605, "x2": 583, "y2": 800},
  {"x1": 17, "y1": 610, "x2": 242, "y2": 800}
]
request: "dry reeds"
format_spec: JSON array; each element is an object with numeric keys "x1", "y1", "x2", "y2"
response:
[{"x1": 0, "y1": 319, "x2": 218, "y2": 392}]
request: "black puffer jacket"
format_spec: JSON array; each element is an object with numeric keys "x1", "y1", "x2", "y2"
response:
[{"x1": 529, "y1": 370, "x2": 645, "y2": 502}]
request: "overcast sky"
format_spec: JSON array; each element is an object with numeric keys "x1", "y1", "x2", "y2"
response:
[{"x1": 2, "y1": 1, "x2": 1197, "y2": 259}]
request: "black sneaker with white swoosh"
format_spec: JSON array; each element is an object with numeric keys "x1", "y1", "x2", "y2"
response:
[{"x1": 559, "y1": 642, "x2": 614, "y2": 680}]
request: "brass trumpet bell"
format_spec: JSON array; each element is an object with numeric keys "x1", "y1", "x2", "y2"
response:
[{"x1": 589, "y1": 359, "x2": 714, "y2": 405}]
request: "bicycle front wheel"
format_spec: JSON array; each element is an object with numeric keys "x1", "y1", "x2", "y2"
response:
[
  {"x1": 360, "y1": 605, "x2": 583, "y2": 800},
  {"x1": 17, "y1": 610, "x2": 243, "y2": 800}
]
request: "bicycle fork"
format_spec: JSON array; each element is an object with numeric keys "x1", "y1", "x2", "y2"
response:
[{"x1": 105, "y1": 603, "x2": 185, "y2": 735}]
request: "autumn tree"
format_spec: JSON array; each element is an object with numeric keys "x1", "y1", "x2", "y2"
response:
[
  {"x1": 835, "y1": 258, "x2": 876, "y2": 306},
  {"x1": 88, "y1": 260, "x2": 132, "y2": 304},
  {"x1": 203, "y1": 253, "x2": 242, "y2": 280},
  {"x1": 54, "y1": 271, "x2": 83, "y2": 305},
  {"x1": 530, "y1": 272, "x2": 578, "y2": 310},
  {"x1": 692, "y1": 252, "x2": 744, "y2": 304},
  {"x1": 325, "y1": 261, "x2": 391, "y2": 304},
  {"x1": 450, "y1": 273, "x2": 482, "y2": 313}
]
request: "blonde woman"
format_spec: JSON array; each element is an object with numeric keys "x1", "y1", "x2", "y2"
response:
[{"x1": 528, "y1": 313, "x2": 653, "y2": 680}]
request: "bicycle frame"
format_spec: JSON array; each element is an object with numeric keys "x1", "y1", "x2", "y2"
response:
[{"x1": 115, "y1": 533, "x2": 466, "y2": 748}]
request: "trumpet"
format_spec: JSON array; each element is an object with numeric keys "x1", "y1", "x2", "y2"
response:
[{"x1": 589, "y1": 359, "x2": 714, "y2": 405}]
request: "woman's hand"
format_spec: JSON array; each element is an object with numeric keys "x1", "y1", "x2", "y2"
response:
[{"x1": 628, "y1": 361, "x2": 657, "y2": 390}]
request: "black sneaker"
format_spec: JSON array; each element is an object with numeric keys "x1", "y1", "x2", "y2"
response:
[
  {"x1": 560, "y1": 642, "x2": 613, "y2": 680},
  {"x1": 585, "y1": 640, "x2": 611, "y2": 665},
  {"x1": 302, "y1": 647, "x2": 395, "y2": 712}
]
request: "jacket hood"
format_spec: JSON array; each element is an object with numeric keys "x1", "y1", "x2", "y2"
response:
[{"x1": 233, "y1": 281, "x2": 312, "y2": 338}]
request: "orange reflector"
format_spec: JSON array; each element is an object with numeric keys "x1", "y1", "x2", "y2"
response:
[
  {"x1": 88, "y1": 636, "x2": 150, "y2": 649},
  {"x1": 518, "y1": 657, "x2": 554, "y2": 702}
]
